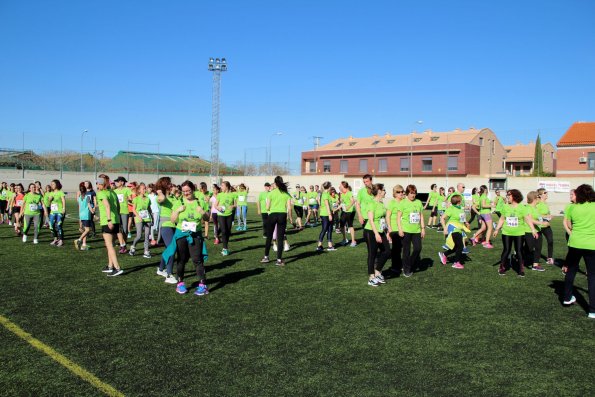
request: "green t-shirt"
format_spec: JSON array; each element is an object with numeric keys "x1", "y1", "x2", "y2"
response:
[
  {"x1": 48, "y1": 190, "x2": 65, "y2": 214},
  {"x1": 217, "y1": 192, "x2": 235, "y2": 216},
  {"x1": 398, "y1": 199, "x2": 423, "y2": 234},
  {"x1": 525, "y1": 205, "x2": 542, "y2": 233},
  {"x1": 471, "y1": 194, "x2": 480, "y2": 208},
  {"x1": 236, "y1": 191, "x2": 248, "y2": 207},
  {"x1": 357, "y1": 187, "x2": 373, "y2": 214},
  {"x1": 495, "y1": 196, "x2": 505, "y2": 212},
  {"x1": 444, "y1": 205, "x2": 467, "y2": 233},
  {"x1": 43, "y1": 192, "x2": 51, "y2": 207},
  {"x1": 114, "y1": 187, "x2": 132, "y2": 214},
  {"x1": 340, "y1": 191, "x2": 355, "y2": 212},
  {"x1": 97, "y1": 189, "x2": 120, "y2": 226},
  {"x1": 563, "y1": 203, "x2": 574, "y2": 220},
  {"x1": 479, "y1": 194, "x2": 492, "y2": 214},
  {"x1": 319, "y1": 191, "x2": 331, "y2": 216},
  {"x1": 258, "y1": 191, "x2": 269, "y2": 212},
  {"x1": 268, "y1": 188, "x2": 291, "y2": 214},
  {"x1": 500, "y1": 204, "x2": 529, "y2": 237},
  {"x1": 387, "y1": 198, "x2": 401, "y2": 231},
  {"x1": 133, "y1": 195, "x2": 151, "y2": 223},
  {"x1": 175, "y1": 199, "x2": 203, "y2": 233},
  {"x1": 428, "y1": 191, "x2": 439, "y2": 207},
  {"x1": 159, "y1": 195, "x2": 180, "y2": 228},
  {"x1": 446, "y1": 192, "x2": 463, "y2": 207},
  {"x1": 0, "y1": 189, "x2": 7, "y2": 200},
  {"x1": 536, "y1": 202, "x2": 551, "y2": 220},
  {"x1": 23, "y1": 193, "x2": 42, "y2": 216},
  {"x1": 307, "y1": 191, "x2": 318, "y2": 206},
  {"x1": 567, "y1": 202, "x2": 595, "y2": 250},
  {"x1": 364, "y1": 200, "x2": 387, "y2": 232}
]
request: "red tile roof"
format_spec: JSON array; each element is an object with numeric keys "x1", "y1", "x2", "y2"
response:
[{"x1": 557, "y1": 122, "x2": 595, "y2": 146}]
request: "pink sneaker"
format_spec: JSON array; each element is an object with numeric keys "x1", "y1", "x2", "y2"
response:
[
  {"x1": 470, "y1": 237, "x2": 478, "y2": 246},
  {"x1": 438, "y1": 252, "x2": 447, "y2": 265},
  {"x1": 482, "y1": 242, "x2": 494, "y2": 249},
  {"x1": 452, "y1": 262, "x2": 464, "y2": 269},
  {"x1": 214, "y1": 238, "x2": 220, "y2": 245}
]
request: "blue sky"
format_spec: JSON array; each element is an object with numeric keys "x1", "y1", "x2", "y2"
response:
[{"x1": 1, "y1": 0, "x2": 594, "y2": 173}]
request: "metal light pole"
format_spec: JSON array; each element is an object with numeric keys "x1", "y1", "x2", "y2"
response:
[
  {"x1": 208, "y1": 57, "x2": 227, "y2": 184},
  {"x1": 410, "y1": 120, "x2": 423, "y2": 181},
  {"x1": 269, "y1": 132, "x2": 283, "y2": 175},
  {"x1": 81, "y1": 129, "x2": 88, "y2": 173}
]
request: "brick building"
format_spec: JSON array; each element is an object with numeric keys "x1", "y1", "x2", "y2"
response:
[
  {"x1": 301, "y1": 128, "x2": 507, "y2": 178},
  {"x1": 556, "y1": 122, "x2": 595, "y2": 177},
  {"x1": 504, "y1": 142, "x2": 556, "y2": 176}
]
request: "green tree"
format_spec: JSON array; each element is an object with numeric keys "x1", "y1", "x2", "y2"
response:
[{"x1": 533, "y1": 133, "x2": 544, "y2": 176}]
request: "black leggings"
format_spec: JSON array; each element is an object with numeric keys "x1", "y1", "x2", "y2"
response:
[
  {"x1": 564, "y1": 247, "x2": 595, "y2": 313},
  {"x1": 211, "y1": 213, "x2": 220, "y2": 238},
  {"x1": 523, "y1": 232, "x2": 543, "y2": 264},
  {"x1": 500, "y1": 234, "x2": 524, "y2": 269},
  {"x1": 265, "y1": 212, "x2": 287, "y2": 260},
  {"x1": 175, "y1": 235, "x2": 205, "y2": 283},
  {"x1": 261, "y1": 213, "x2": 268, "y2": 236},
  {"x1": 294, "y1": 206, "x2": 303, "y2": 218},
  {"x1": 318, "y1": 215, "x2": 333, "y2": 244},
  {"x1": 218, "y1": 214, "x2": 233, "y2": 249},
  {"x1": 445, "y1": 232, "x2": 464, "y2": 264},
  {"x1": 541, "y1": 226, "x2": 554, "y2": 258},
  {"x1": 402, "y1": 232, "x2": 422, "y2": 274},
  {"x1": 340, "y1": 211, "x2": 355, "y2": 229},
  {"x1": 364, "y1": 229, "x2": 390, "y2": 275},
  {"x1": 389, "y1": 231, "x2": 403, "y2": 271}
]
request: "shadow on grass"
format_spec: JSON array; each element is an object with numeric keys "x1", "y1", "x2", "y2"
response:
[
  {"x1": 191, "y1": 268, "x2": 265, "y2": 292},
  {"x1": 548, "y1": 280, "x2": 590, "y2": 312},
  {"x1": 232, "y1": 244, "x2": 262, "y2": 254},
  {"x1": 207, "y1": 258, "x2": 243, "y2": 271},
  {"x1": 415, "y1": 257, "x2": 434, "y2": 273},
  {"x1": 124, "y1": 261, "x2": 161, "y2": 275},
  {"x1": 283, "y1": 248, "x2": 325, "y2": 264}
]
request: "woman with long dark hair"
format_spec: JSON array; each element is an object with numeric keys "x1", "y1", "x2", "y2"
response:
[
  {"x1": 364, "y1": 183, "x2": 390, "y2": 286},
  {"x1": 386, "y1": 184, "x2": 404, "y2": 274},
  {"x1": 96, "y1": 174, "x2": 123, "y2": 276},
  {"x1": 339, "y1": 181, "x2": 356, "y2": 247},
  {"x1": 562, "y1": 184, "x2": 595, "y2": 318},
  {"x1": 156, "y1": 177, "x2": 180, "y2": 283},
  {"x1": 47, "y1": 179, "x2": 66, "y2": 247},
  {"x1": 20, "y1": 183, "x2": 44, "y2": 244},
  {"x1": 470, "y1": 185, "x2": 494, "y2": 248},
  {"x1": 261, "y1": 176, "x2": 293, "y2": 266},
  {"x1": 536, "y1": 188, "x2": 555, "y2": 265},
  {"x1": 316, "y1": 181, "x2": 336, "y2": 252},
  {"x1": 215, "y1": 181, "x2": 235, "y2": 256},
  {"x1": 397, "y1": 185, "x2": 425, "y2": 277}
]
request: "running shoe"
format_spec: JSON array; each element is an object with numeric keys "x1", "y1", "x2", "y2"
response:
[
  {"x1": 101, "y1": 266, "x2": 113, "y2": 273},
  {"x1": 532, "y1": 265, "x2": 545, "y2": 272},
  {"x1": 33, "y1": 239, "x2": 38, "y2": 244},
  {"x1": 284, "y1": 242, "x2": 290, "y2": 252},
  {"x1": 438, "y1": 251, "x2": 447, "y2": 265},
  {"x1": 221, "y1": 249, "x2": 229, "y2": 256},
  {"x1": 462, "y1": 247, "x2": 470, "y2": 254},
  {"x1": 273, "y1": 243, "x2": 278, "y2": 252},
  {"x1": 498, "y1": 265, "x2": 507, "y2": 276},
  {"x1": 214, "y1": 238, "x2": 220, "y2": 245},
  {"x1": 56, "y1": 240, "x2": 64, "y2": 247},
  {"x1": 403, "y1": 272, "x2": 413, "y2": 278},
  {"x1": 156, "y1": 268, "x2": 167, "y2": 277},
  {"x1": 316, "y1": 246, "x2": 324, "y2": 252},
  {"x1": 452, "y1": 262, "x2": 464, "y2": 269},
  {"x1": 374, "y1": 275, "x2": 386, "y2": 284},
  {"x1": 563, "y1": 296, "x2": 576, "y2": 305},
  {"x1": 367, "y1": 278, "x2": 379, "y2": 287},
  {"x1": 143, "y1": 252, "x2": 151, "y2": 259},
  {"x1": 22, "y1": 235, "x2": 27, "y2": 243},
  {"x1": 176, "y1": 282, "x2": 187, "y2": 294},
  {"x1": 150, "y1": 239, "x2": 157, "y2": 246},
  {"x1": 195, "y1": 283, "x2": 209, "y2": 296},
  {"x1": 129, "y1": 248, "x2": 136, "y2": 256},
  {"x1": 588, "y1": 313, "x2": 595, "y2": 319},
  {"x1": 482, "y1": 242, "x2": 494, "y2": 249},
  {"x1": 275, "y1": 259, "x2": 285, "y2": 267},
  {"x1": 546, "y1": 258, "x2": 555, "y2": 265},
  {"x1": 107, "y1": 268, "x2": 124, "y2": 277},
  {"x1": 50, "y1": 239, "x2": 57, "y2": 246},
  {"x1": 74, "y1": 239, "x2": 80, "y2": 250},
  {"x1": 127, "y1": 232, "x2": 132, "y2": 239},
  {"x1": 118, "y1": 246, "x2": 127, "y2": 254},
  {"x1": 470, "y1": 237, "x2": 478, "y2": 246},
  {"x1": 518, "y1": 271, "x2": 525, "y2": 278},
  {"x1": 350, "y1": 242, "x2": 357, "y2": 247},
  {"x1": 164, "y1": 275, "x2": 177, "y2": 284},
  {"x1": 80, "y1": 245, "x2": 90, "y2": 251},
  {"x1": 326, "y1": 246, "x2": 336, "y2": 251},
  {"x1": 260, "y1": 256, "x2": 270, "y2": 263}
]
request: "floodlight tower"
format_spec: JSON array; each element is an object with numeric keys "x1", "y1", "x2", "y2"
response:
[{"x1": 208, "y1": 57, "x2": 227, "y2": 183}]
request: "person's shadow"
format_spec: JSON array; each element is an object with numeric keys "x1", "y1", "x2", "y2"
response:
[
  {"x1": 549, "y1": 280, "x2": 590, "y2": 312},
  {"x1": 190, "y1": 268, "x2": 265, "y2": 292}
]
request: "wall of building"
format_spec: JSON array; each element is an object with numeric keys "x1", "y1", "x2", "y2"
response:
[{"x1": 556, "y1": 146, "x2": 595, "y2": 176}]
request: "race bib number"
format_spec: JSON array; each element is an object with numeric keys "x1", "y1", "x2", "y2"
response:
[
  {"x1": 50, "y1": 203, "x2": 59, "y2": 212},
  {"x1": 459, "y1": 213, "x2": 466, "y2": 223},
  {"x1": 220, "y1": 206, "x2": 226, "y2": 212},
  {"x1": 332, "y1": 203, "x2": 338, "y2": 210},
  {"x1": 238, "y1": 195, "x2": 245, "y2": 202},
  {"x1": 298, "y1": 198, "x2": 304, "y2": 205},
  {"x1": 409, "y1": 212, "x2": 420, "y2": 224},
  {"x1": 117, "y1": 194, "x2": 124, "y2": 203},
  {"x1": 17, "y1": 200, "x2": 24, "y2": 207},
  {"x1": 139, "y1": 210, "x2": 150, "y2": 220},
  {"x1": 441, "y1": 202, "x2": 446, "y2": 209},
  {"x1": 341, "y1": 203, "x2": 347, "y2": 211},
  {"x1": 379, "y1": 218, "x2": 388, "y2": 231},
  {"x1": 29, "y1": 204, "x2": 38, "y2": 211},
  {"x1": 506, "y1": 217, "x2": 518, "y2": 227},
  {"x1": 309, "y1": 198, "x2": 317, "y2": 205},
  {"x1": 181, "y1": 221, "x2": 197, "y2": 232}
]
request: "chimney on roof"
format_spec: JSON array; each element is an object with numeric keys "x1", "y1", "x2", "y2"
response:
[
  {"x1": 373, "y1": 134, "x2": 379, "y2": 138},
  {"x1": 348, "y1": 136, "x2": 353, "y2": 140},
  {"x1": 424, "y1": 129, "x2": 432, "y2": 135},
  {"x1": 385, "y1": 132, "x2": 391, "y2": 138}
]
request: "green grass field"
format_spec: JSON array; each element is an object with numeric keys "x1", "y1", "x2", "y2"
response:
[{"x1": 1, "y1": 201, "x2": 594, "y2": 396}]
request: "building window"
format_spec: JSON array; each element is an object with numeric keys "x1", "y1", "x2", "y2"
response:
[
  {"x1": 359, "y1": 159, "x2": 368, "y2": 173},
  {"x1": 349, "y1": 142, "x2": 357, "y2": 146},
  {"x1": 400, "y1": 158, "x2": 410, "y2": 172},
  {"x1": 323, "y1": 160, "x2": 331, "y2": 173},
  {"x1": 430, "y1": 136, "x2": 439, "y2": 141},
  {"x1": 479, "y1": 137, "x2": 484, "y2": 146},
  {"x1": 447, "y1": 156, "x2": 458, "y2": 171},
  {"x1": 422, "y1": 157, "x2": 432, "y2": 172},
  {"x1": 414, "y1": 137, "x2": 422, "y2": 143},
  {"x1": 335, "y1": 143, "x2": 343, "y2": 148},
  {"x1": 387, "y1": 139, "x2": 395, "y2": 144},
  {"x1": 589, "y1": 152, "x2": 595, "y2": 170},
  {"x1": 378, "y1": 158, "x2": 388, "y2": 173},
  {"x1": 340, "y1": 160, "x2": 348, "y2": 174},
  {"x1": 308, "y1": 161, "x2": 316, "y2": 173},
  {"x1": 371, "y1": 140, "x2": 380, "y2": 145}
]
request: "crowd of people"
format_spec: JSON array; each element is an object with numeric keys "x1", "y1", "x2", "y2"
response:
[{"x1": 1, "y1": 174, "x2": 593, "y2": 318}]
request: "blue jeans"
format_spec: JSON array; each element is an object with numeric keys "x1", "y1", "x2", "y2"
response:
[
  {"x1": 49, "y1": 213, "x2": 64, "y2": 239},
  {"x1": 236, "y1": 205, "x2": 247, "y2": 227},
  {"x1": 159, "y1": 227, "x2": 176, "y2": 275}
]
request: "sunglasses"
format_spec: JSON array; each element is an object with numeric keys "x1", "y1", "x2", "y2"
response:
[{"x1": 395, "y1": 190, "x2": 403, "y2": 194}]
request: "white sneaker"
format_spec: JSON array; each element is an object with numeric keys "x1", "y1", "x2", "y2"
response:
[
  {"x1": 563, "y1": 295, "x2": 576, "y2": 305},
  {"x1": 164, "y1": 275, "x2": 178, "y2": 284},
  {"x1": 284, "y1": 242, "x2": 290, "y2": 252},
  {"x1": 33, "y1": 239, "x2": 39, "y2": 244},
  {"x1": 156, "y1": 268, "x2": 167, "y2": 277},
  {"x1": 273, "y1": 243, "x2": 278, "y2": 252},
  {"x1": 588, "y1": 313, "x2": 595, "y2": 319},
  {"x1": 22, "y1": 235, "x2": 27, "y2": 243}
]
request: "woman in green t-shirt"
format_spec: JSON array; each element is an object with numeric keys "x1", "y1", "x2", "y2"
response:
[
  {"x1": 397, "y1": 185, "x2": 425, "y2": 277},
  {"x1": 235, "y1": 183, "x2": 249, "y2": 231},
  {"x1": 215, "y1": 181, "x2": 235, "y2": 256},
  {"x1": 523, "y1": 191, "x2": 551, "y2": 272},
  {"x1": 20, "y1": 183, "x2": 44, "y2": 244},
  {"x1": 47, "y1": 179, "x2": 66, "y2": 247},
  {"x1": 493, "y1": 189, "x2": 536, "y2": 277},
  {"x1": 386, "y1": 184, "x2": 404, "y2": 274},
  {"x1": 339, "y1": 181, "x2": 357, "y2": 247},
  {"x1": 156, "y1": 177, "x2": 179, "y2": 283},
  {"x1": 261, "y1": 176, "x2": 293, "y2": 266},
  {"x1": 562, "y1": 184, "x2": 595, "y2": 318},
  {"x1": 439, "y1": 194, "x2": 469, "y2": 269},
  {"x1": 130, "y1": 183, "x2": 152, "y2": 258},
  {"x1": 316, "y1": 181, "x2": 336, "y2": 252},
  {"x1": 470, "y1": 185, "x2": 494, "y2": 249},
  {"x1": 330, "y1": 187, "x2": 341, "y2": 233},
  {"x1": 96, "y1": 174, "x2": 123, "y2": 277},
  {"x1": 562, "y1": 189, "x2": 576, "y2": 239},
  {"x1": 424, "y1": 184, "x2": 439, "y2": 229},
  {"x1": 536, "y1": 188, "x2": 554, "y2": 265},
  {"x1": 364, "y1": 183, "x2": 390, "y2": 286}
]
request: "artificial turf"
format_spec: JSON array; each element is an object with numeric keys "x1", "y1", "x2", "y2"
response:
[{"x1": 1, "y1": 201, "x2": 594, "y2": 396}]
